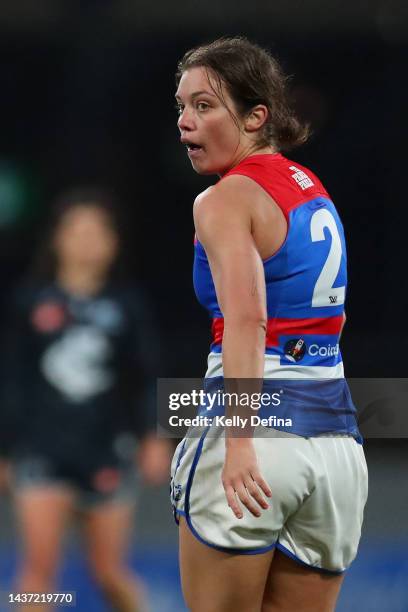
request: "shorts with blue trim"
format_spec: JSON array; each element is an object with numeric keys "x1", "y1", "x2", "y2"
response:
[{"x1": 170, "y1": 424, "x2": 368, "y2": 573}]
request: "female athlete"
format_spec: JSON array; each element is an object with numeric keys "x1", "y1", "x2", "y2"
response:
[
  {"x1": 170, "y1": 37, "x2": 368, "y2": 612},
  {"x1": 4, "y1": 192, "x2": 170, "y2": 612}
]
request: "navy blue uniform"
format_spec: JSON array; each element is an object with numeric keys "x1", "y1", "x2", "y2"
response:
[{"x1": 1, "y1": 281, "x2": 158, "y2": 504}]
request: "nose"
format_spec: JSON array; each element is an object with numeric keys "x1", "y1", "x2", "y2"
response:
[{"x1": 177, "y1": 106, "x2": 194, "y2": 131}]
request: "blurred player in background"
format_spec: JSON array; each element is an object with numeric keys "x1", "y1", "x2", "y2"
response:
[
  {"x1": 171, "y1": 37, "x2": 368, "y2": 611},
  {"x1": 2, "y1": 191, "x2": 170, "y2": 611}
]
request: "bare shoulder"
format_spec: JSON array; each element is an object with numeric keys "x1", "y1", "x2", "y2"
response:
[
  {"x1": 193, "y1": 177, "x2": 261, "y2": 251},
  {"x1": 193, "y1": 184, "x2": 215, "y2": 211},
  {"x1": 193, "y1": 175, "x2": 260, "y2": 226}
]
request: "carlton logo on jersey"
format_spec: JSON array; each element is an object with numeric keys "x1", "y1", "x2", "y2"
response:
[{"x1": 283, "y1": 337, "x2": 340, "y2": 365}]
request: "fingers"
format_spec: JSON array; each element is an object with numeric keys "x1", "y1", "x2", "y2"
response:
[
  {"x1": 244, "y1": 477, "x2": 270, "y2": 511},
  {"x1": 250, "y1": 470, "x2": 272, "y2": 499},
  {"x1": 223, "y1": 475, "x2": 272, "y2": 519},
  {"x1": 235, "y1": 483, "x2": 262, "y2": 517},
  {"x1": 225, "y1": 485, "x2": 243, "y2": 519}
]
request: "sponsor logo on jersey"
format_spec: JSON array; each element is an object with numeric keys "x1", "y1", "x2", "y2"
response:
[
  {"x1": 308, "y1": 343, "x2": 339, "y2": 357},
  {"x1": 289, "y1": 165, "x2": 314, "y2": 190},
  {"x1": 86, "y1": 299, "x2": 124, "y2": 332},
  {"x1": 284, "y1": 339, "x2": 340, "y2": 362},
  {"x1": 284, "y1": 338, "x2": 307, "y2": 362}
]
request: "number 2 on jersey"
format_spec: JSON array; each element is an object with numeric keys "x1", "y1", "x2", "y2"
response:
[{"x1": 310, "y1": 208, "x2": 345, "y2": 308}]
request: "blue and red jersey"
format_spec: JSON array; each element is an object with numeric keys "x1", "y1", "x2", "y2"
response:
[
  {"x1": 193, "y1": 153, "x2": 360, "y2": 439},
  {"x1": 194, "y1": 153, "x2": 347, "y2": 377}
]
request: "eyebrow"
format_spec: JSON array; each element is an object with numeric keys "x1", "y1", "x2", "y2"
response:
[{"x1": 175, "y1": 90, "x2": 218, "y2": 101}]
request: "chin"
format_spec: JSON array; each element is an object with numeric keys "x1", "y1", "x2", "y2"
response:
[
  {"x1": 191, "y1": 161, "x2": 208, "y2": 175},
  {"x1": 191, "y1": 160, "x2": 222, "y2": 176}
]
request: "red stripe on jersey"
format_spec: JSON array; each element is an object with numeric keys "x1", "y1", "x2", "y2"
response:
[{"x1": 211, "y1": 315, "x2": 344, "y2": 348}]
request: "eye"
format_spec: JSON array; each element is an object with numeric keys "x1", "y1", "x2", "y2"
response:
[
  {"x1": 175, "y1": 103, "x2": 184, "y2": 115},
  {"x1": 196, "y1": 101, "x2": 210, "y2": 112}
]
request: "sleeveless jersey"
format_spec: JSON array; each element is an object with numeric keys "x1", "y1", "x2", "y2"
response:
[{"x1": 193, "y1": 153, "x2": 361, "y2": 440}]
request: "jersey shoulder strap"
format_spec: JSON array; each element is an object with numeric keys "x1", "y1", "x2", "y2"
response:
[{"x1": 223, "y1": 153, "x2": 330, "y2": 219}]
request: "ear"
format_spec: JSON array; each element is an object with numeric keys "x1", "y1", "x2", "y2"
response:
[{"x1": 244, "y1": 105, "x2": 268, "y2": 133}]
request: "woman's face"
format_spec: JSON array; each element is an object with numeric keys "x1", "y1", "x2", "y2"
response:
[
  {"x1": 176, "y1": 66, "x2": 246, "y2": 175},
  {"x1": 54, "y1": 205, "x2": 119, "y2": 271}
]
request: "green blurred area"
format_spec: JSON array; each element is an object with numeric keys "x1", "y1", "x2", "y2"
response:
[{"x1": 0, "y1": 161, "x2": 42, "y2": 228}]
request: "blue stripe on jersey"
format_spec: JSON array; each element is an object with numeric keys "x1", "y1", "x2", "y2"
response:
[
  {"x1": 208, "y1": 339, "x2": 343, "y2": 368},
  {"x1": 276, "y1": 334, "x2": 342, "y2": 366},
  {"x1": 198, "y1": 377, "x2": 362, "y2": 442}
]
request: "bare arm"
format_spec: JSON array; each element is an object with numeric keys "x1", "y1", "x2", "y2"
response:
[
  {"x1": 194, "y1": 178, "x2": 267, "y2": 378},
  {"x1": 194, "y1": 175, "x2": 272, "y2": 518},
  {"x1": 340, "y1": 312, "x2": 346, "y2": 339}
]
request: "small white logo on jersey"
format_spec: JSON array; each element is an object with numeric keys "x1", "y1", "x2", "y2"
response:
[{"x1": 289, "y1": 166, "x2": 314, "y2": 190}]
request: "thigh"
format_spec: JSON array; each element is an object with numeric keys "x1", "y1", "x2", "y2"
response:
[
  {"x1": 14, "y1": 485, "x2": 75, "y2": 564},
  {"x1": 179, "y1": 517, "x2": 274, "y2": 612},
  {"x1": 262, "y1": 549, "x2": 344, "y2": 612},
  {"x1": 83, "y1": 501, "x2": 135, "y2": 568}
]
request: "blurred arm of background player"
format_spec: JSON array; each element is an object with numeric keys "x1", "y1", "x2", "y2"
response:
[
  {"x1": 125, "y1": 287, "x2": 172, "y2": 486},
  {"x1": 0, "y1": 460, "x2": 10, "y2": 492}
]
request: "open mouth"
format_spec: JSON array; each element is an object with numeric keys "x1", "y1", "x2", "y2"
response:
[{"x1": 184, "y1": 141, "x2": 203, "y2": 152}]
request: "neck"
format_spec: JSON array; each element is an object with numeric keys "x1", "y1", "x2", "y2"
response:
[
  {"x1": 56, "y1": 264, "x2": 108, "y2": 298},
  {"x1": 221, "y1": 143, "x2": 277, "y2": 177}
]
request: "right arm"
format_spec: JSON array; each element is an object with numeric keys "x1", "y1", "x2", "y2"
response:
[{"x1": 194, "y1": 176, "x2": 273, "y2": 519}]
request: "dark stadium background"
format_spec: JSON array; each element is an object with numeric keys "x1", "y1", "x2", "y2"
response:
[{"x1": 0, "y1": 1, "x2": 407, "y2": 610}]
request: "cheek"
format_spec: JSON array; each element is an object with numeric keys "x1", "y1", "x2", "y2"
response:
[{"x1": 208, "y1": 119, "x2": 239, "y2": 155}]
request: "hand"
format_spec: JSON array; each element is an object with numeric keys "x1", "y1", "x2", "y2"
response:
[
  {"x1": 222, "y1": 438, "x2": 272, "y2": 519},
  {"x1": 137, "y1": 435, "x2": 173, "y2": 486}
]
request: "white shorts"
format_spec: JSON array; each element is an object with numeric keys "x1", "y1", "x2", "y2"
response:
[{"x1": 170, "y1": 424, "x2": 368, "y2": 573}]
